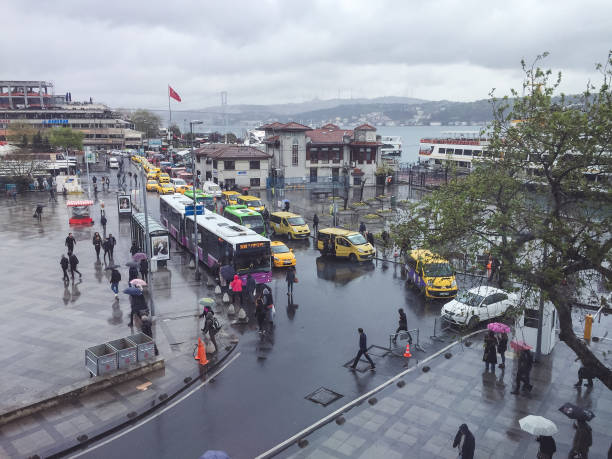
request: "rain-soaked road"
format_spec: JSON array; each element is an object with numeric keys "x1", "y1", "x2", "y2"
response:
[{"x1": 71, "y1": 165, "x2": 459, "y2": 458}]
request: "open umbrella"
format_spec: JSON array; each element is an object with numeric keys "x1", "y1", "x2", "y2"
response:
[
  {"x1": 200, "y1": 451, "x2": 229, "y2": 459},
  {"x1": 510, "y1": 340, "x2": 533, "y2": 352},
  {"x1": 488, "y1": 322, "x2": 511, "y2": 334},
  {"x1": 105, "y1": 265, "x2": 121, "y2": 270},
  {"x1": 125, "y1": 261, "x2": 139, "y2": 268},
  {"x1": 519, "y1": 415, "x2": 558, "y2": 436},
  {"x1": 220, "y1": 265, "x2": 234, "y2": 282},
  {"x1": 559, "y1": 403, "x2": 595, "y2": 421},
  {"x1": 132, "y1": 252, "x2": 147, "y2": 261},
  {"x1": 123, "y1": 286, "x2": 143, "y2": 296},
  {"x1": 199, "y1": 297, "x2": 215, "y2": 308},
  {"x1": 130, "y1": 279, "x2": 147, "y2": 287}
]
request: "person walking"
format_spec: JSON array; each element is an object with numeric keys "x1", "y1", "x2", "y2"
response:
[
  {"x1": 130, "y1": 241, "x2": 140, "y2": 256},
  {"x1": 483, "y1": 330, "x2": 498, "y2": 372},
  {"x1": 100, "y1": 213, "x2": 107, "y2": 235},
  {"x1": 49, "y1": 186, "x2": 57, "y2": 203},
  {"x1": 128, "y1": 265, "x2": 139, "y2": 282},
  {"x1": 69, "y1": 253, "x2": 81, "y2": 280},
  {"x1": 246, "y1": 274, "x2": 256, "y2": 305},
  {"x1": 536, "y1": 435, "x2": 556, "y2": 459},
  {"x1": 107, "y1": 233, "x2": 116, "y2": 259},
  {"x1": 128, "y1": 291, "x2": 147, "y2": 327},
  {"x1": 34, "y1": 204, "x2": 43, "y2": 221},
  {"x1": 65, "y1": 233, "x2": 76, "y2": 255},
  {"x1": 392, "y1": 308, "x2": 412, "y2": 344},
  {"x1": 359, "y1": 221, "x2": 366, "y2": 235},
  {"x1": 102, "y1": 237, "x2": 111, "y2": 263},
  {"x1": 284, "y1": 200, "x2": 290, "y2": 212},
  {"x1": 202, "y1": 310, "x2": 219, "y2": 353},
  {"x1": 452, "y1": 424, "x2": 475, "y2": 459},
  {"x1": 486, "y1": 254, "x2": 493, "y2": 281},
  {"x1": 312, "y1": 213, "x2": 319, "y2": 236},
  {"x1": 60, "y1": 254, "x2": 70, "y2": 281},
  {"x1": 350, "y1": 328, "x2": 375, "y2": 371},
  {"x1": 574, "y1": 366, "x2": 595, "y2": 388},
  {"x1": 230, "y1": 274, "x2": 243, "y2": 306},
  {"x1": 139, "y1": 258, "x2": 148, "y2": 282},
  {"x1": 367, "y1": 231, "x2": 375, "y2": 247},
  {"x1": 110, "y1": 267, "x2": 121, "y2": 298},
  {"x1": 569, "y1": 420, "x2": 592, "y2": 459},
  {"x1": 497, "y1": 332, "x2": 508, "y2": 369},
  {"x1": 92, "y1": 232, "x2": 102, "y2": 259},
  {"x1": 511, "y1": 348, "x2": 533, "y2": 394},
  {"x1": 140, "y1": 315, "x2": 159, "y2": 356},
  {"x1": 286, "y1": 266, "x2": 296, "y2": 296}
]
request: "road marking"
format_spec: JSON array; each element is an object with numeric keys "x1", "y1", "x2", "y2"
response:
[
  {"x1": 68, "y1": 352, "x2": 241, "y2": 458},
  {"x1": 255, "y1": 330, "x2": 485, "y2": 458}
]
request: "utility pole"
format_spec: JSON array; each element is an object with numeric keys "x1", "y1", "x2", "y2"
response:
[
  {"x1": 141, "y1": 167, "x2": 155, "y2": 316},
  {"x1": 190, "y1": 120, "x2": 203, "y2": 281}
]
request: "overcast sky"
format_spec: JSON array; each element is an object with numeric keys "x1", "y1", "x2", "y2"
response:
[{"x1": 4, "y1": 0, "x2": 611, "y2": 110}]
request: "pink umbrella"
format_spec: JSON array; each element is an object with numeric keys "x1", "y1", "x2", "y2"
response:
[
  {"x1": 132, "y1": 252, "x2": 147, "y2": 261},
  {"x1": 130, "y1": 279, "x2": 147, "y2": 287},
  {"x1": 510, "y1": 340, "x2": 533, "y2": 351},
  {"x1": 487, "y1": 322, "x2": 511, "y2": 333}
]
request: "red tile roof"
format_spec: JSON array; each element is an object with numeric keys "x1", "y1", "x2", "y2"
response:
[
  {"x1": 263, "y1": 135, "x2": 280, "y2": 144},
  {"x1": 306, "y1": 128, "x2": 353, "y2": 144},
  {"x1": 258, "y1": 121, "x2": 312, "y2": 131},
  {"x1": 259, "y1": 122, "x2": 285, "y2": 130},
  {"x1": 194, "y1": 144, "x2": 272, "y2": 160},
  {"x1": 354, "y1": 123, "x2": 377, "y2": 131},
  {"x1": 320, "y1": 123, "x2": 339, "y2": 130}
]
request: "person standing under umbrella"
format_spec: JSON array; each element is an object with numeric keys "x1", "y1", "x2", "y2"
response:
[
  {"x1": 452, "y1": 424, "x2": 475, "y2": 459},
  {"x1": 202, "y1": 310, "x2": 218, "y2": 353},
  {"x1": 570, "y1": 419, "x2": 592, "y2": 459},
  {"x1": 65, "y1": 232, "x2": 76, "y2": 255},
  {"x1": 483, "y1": 330, "x2": 497, "y2": 372},
  {"x1": 536, "y1": 435, "x2": 556, "y2": 459},
  {"x1": 92, "y1": 232, "x2": 102, "y2": 260},
  {"x1": 497, "y1": 332, "x2": 508, "y2": 369},
  {"x1": 139, "y1": 258, "x2": 149, "y2": 282},
  {"x1": 110, "y1": 267, "x2": 121, "y2": 298},
  {"x1": 511, "y1": 348, "x2": 533, "y2": 394}
]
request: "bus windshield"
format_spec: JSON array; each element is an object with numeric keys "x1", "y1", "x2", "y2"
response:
[
  {"x1": 245, "y1": 199, "x2": 262, "y2": 207},
  {"x1": 423, "y1": 262, "x2": 453, "y2": 277},
  {"x1": 235, "y1": 251, "x2": 271, "y2": 273},
  {"x1": 346, "y1": 233, "x2": 367, "y2": 245},
  {"x1": 241, "y1": 215, "x2": 264, "y2": 229},
  {"x1": 288, "y1": 217, "x2": 305, "y2": 226}
]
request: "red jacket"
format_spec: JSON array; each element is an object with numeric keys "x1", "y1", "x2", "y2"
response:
[{"x1": 230, "y1": 275, "x2": 242, "y2": 292}]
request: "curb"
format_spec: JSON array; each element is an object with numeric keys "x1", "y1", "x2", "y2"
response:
[
  {"x1": 255, "y1": 330, "x2": 486, "y2": 459},
  {"x1": 0, "y1": 358, "x2": 165, "y2": 427},
  {"x1": 38, "y1": 341, "x2": 238, "y2": 459}
]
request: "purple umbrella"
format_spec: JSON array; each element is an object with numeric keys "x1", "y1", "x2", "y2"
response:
[
  {"x1": 132, "y1": 252, "x2": 147, "y2": 261},
  {"x1": 559, "y1": 402, "x2": 595, "y2": 421},
  {"x1": 487, "y1": 322, "x2": 511, "y2": 333}
]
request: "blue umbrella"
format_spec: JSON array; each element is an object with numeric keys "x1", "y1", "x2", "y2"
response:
[
  {"x1": 200, "y1": 451, "x2": 229, "y2": 459},
  {"x1": 123, "y1": 286, "x2": 143, "y2": 296}
]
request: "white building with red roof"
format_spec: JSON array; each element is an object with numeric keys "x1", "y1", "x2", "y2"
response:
[{"x1": 260, "y1": 122, "x2": 382, "y2": 187}]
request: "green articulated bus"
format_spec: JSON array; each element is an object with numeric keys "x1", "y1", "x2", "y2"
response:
[
  {"x1": 223, "y1": 205, "x2": 266, "y2": 236},
  {"x1": 183, "y1": 189, "x2": 215, "y2": 211}
]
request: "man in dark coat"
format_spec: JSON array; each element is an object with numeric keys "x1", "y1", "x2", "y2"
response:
[
  {"x1": 202, "y1": 311, "x2": 218, "y2": 353},
  {"x1": 245, "y1": 274, "x2": 256, "y2": 304},
  {"x1": 255, "y1": 297, "x2": 267, "y2": 333},
  {"x1": 65, "y1": 233, "x2": 76, "y2": 255},
  {"x1": 497, "y1": 332, "x2": 508, "y2": 368},
  {"x1": 536, "y1": 435, "x2": 556, "y2": 458},
  {"x1": 102, "y1": 238, "x2": 111, "y2": 263},
  {"x1": 69, "y1": 253, "x2": 81, "y2": 280},
  {"x1": 60, "y1": 254, "x2": 70, "y2": 281},
  {"x1": 367, "y1": 231, "x2": 375, "y2": 247},
  {"x1": 140, "y1": 315, "x2": 159, "y2": 356},
  {"x1": 128, "y1": 265, "x2": 139, "y2": 282},
  {"x1": 312, "y1": 213, "x2": 319, "y2": 236},
  {"x1": 452, "y1": 424, "x2": 475, "y2": 459},
  {"x1": 110, "y1": 268, "x2": 121, "y2": 297},
  {"x1": 100, "y1": 214, "x2": 107, "y2": 235},
  {"x1": 128, "y1": 293, "x2": 147, "y2": 327},
  {"x1": 570, "y1": 420, "x2": 592, "y2": 458},
  {"x1": 511, "y1": 349, "x2": 533, "y2": 394},
  {"x1": 139, "y1": 258, "x2": 149, "y2": 282},
  {"x1": 130, "y1": 241, "x2": 140, "y2": 256},
  {"x1": 574, "y1": 366, "x2": 595, "y2": 388},
  {"x1": 359, "y1": 221, "x2": 366, "y2": 235},
  {"x1": 286, "y1": 267, "x2": 296, "y2": 296},
  {"x1": 107, "y1": 233, "x2": 116, "y2": 259},
  {"x1": 392, "y1": 308, "x2": 412, "y2": 344},
  {"x1": 483, "y1": 330, "x2": 497, "y2": 371},
  {"x1": 350, "y1": 328, "x2": 375, "y2": 371}
]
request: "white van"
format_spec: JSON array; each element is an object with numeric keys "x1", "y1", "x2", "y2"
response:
[
  {"x1": 203, "y1": 181, "x2": 221, "y2": 197},
  {"x1": 109, "y1": 157, "x2": 119, "y2": 169}
]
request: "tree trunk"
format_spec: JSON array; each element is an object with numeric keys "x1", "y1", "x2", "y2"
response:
[{"x1": 551, "y1": 287, "x2": 612, "y2": 390}]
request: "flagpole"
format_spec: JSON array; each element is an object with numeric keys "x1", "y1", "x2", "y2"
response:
[{"x1": 168, "y1": 84, "x2": 172, "y2": 126}]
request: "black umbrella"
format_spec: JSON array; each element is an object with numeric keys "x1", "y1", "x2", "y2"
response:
[
  {"x1": 105, "y1": 265, "x2": 121, "y2": 270},
  {"x1": 559, "y1": 402, "x2": 595, "y2": 421},
  {"x1": 125, "y1": 261, "x2": 139, "y2": 268},
  {"x1": 220, "y1": 265, "x2": 234, "y2": 282}
]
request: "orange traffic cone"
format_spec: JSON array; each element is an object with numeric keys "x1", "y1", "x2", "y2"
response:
[
  {"x1": 403, "y1": 343, "x2": 412, "y2": 358},
  {"x1": 194, "y1": 338, "x2": 209, "y2": 365}
]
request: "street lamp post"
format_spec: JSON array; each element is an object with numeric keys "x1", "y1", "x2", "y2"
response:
[{"x1": 190, "y1": 120, "x2": 203, "y2": 281}]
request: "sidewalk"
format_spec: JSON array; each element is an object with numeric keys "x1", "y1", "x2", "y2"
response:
[
  {"x1": 0, "y1": 191, "x2": 238, "y2": 458},
  {"x1": 272, "y1": 329, "x2": 612, "y2": 459}
]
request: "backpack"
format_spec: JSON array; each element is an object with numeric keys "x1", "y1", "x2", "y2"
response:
[{"x1": 212, "y1": 317, "x2": 222, "y2": 332}]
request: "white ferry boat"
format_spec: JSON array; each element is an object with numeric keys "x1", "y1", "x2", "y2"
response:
[
  {"x1": 418, "y1": 131, "x2": 489, "y2": 171},
  {"x1": 380, "y1": 135, "x2": 402, "y2": 157}
]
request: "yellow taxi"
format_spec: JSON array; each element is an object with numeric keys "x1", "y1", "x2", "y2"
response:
[
  {"x1": 237, "y1": 195, "x2": 265, "y2": 212},
  {"x1": 142, "y1": 162, "x2": 152, "y2": 173},
  {"x1": 158, "y1": 173, "x2": 171, "y2": 183},
  {"x1": 146, "y1": 179, "x2": 159, "y2": 192},
  {"x1": 132, "y1": 155, "x2": 142, "y2": 164},
  {"x1": 156, "y1": 182, "x2": 175, "y2": 194},
  {"x1": 146, "y1": 171, "x2": 158, "y2": 181},
  {"x1": 221, "y1": 190, "x2": 240, "y2": 205},
  {"x1": 270, "y1": 241, "x2": 296, "y2": 268}
]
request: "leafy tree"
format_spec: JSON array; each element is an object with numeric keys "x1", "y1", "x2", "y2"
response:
[
  {"x1": 130, "y1": 109, "x2": 161, "y2": 139},
  {"x1": 6, "y1": 122, "x2": 36, "y2": 145},
  {"x1": 49, "y1": 127, "x2": 84, "y2": 150},
  {"x1": 393, "y1": 53, "x2": 612, "y2": 389}
]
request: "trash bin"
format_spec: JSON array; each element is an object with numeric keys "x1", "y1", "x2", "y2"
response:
[
  {"x1": 127, "y1": 333, "x2": 156, "y2": 362},
  {"x1": 108, "y1": 338, "x2": 137, "y2": 369},
  {"x1": 150, "y1": 256, "x2": 158, "y2": 273},
  {"x1": 390, "y1": 195, "x2": 397, "y2": 208},
  {"x1": 85, "y1": 343, "x2": 118, "y2": 376}
]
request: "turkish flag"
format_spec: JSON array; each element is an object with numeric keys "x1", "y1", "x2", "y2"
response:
[{"x1": 168, "y1": 86, "x2": 181, "y2": 102}]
